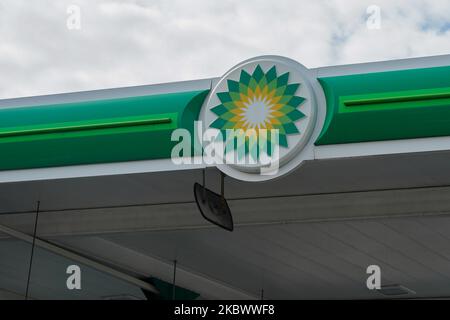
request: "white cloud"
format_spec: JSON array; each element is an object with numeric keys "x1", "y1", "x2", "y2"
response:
[{"x1": 0, "y1": 0, "x2": 449, "y2": 99}]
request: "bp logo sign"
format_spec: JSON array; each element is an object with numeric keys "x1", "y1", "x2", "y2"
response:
[
  {"x1": 199, "y1": 56, "x2": 323, "y2": 181},
  {"x1": 209, "y1": 64, "x2": 306, "y2": 150}
]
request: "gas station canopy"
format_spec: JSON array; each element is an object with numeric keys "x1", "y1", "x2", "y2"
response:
[{"x1": 2, "y1": 54, "x2": 450, "y2": 299}]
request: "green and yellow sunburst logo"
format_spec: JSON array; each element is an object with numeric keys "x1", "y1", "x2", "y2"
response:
[{"x1": 209, "y1": 65, "x2": 306, "y2": 155}]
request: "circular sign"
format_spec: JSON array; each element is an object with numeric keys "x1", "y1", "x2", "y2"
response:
[{"x1": 199, "y1": 55, "x2": 324, "y2": 181}]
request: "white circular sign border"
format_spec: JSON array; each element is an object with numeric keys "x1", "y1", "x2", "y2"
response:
[{"x1": 199, "y1": 55, "x2": 326, "y2": 182}]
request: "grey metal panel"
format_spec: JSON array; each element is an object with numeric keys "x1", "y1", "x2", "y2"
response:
[
  {"x1": 316, "y1": 222, "x2": 440, "y2": 282},
  {"x1": 0, "y1": 78, "x2": 215, "y2": 109},
  {"x1": 94, "y1": 215, "x2": 450, "y2": 299},
  {"x1": 3, "y1": 149, "x2": 450, "y2": 215},
  {"x1": 315, "y1": 53, "x2": 450, "y2": 77},
  {"x1": 350, "y1": 221, "x2": 450, "y2": 281},
  {"x1": 383, "y1": 219, "x2": 450, "y2": 261},
  {"x1": 278, "y1": 224, "x2": 414, "y2": 286},
  {"x1": 4, "y1": 214, "x2": 450, "y2": 298}
]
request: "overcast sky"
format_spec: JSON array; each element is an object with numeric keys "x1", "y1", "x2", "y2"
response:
[{"x1": 1, "y1": 0, "x2": 450, "y2": 99}]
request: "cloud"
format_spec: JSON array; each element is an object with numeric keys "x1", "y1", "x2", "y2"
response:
[{"x1": 0, "y1": 0, "x2": 450, "y2": 99}]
